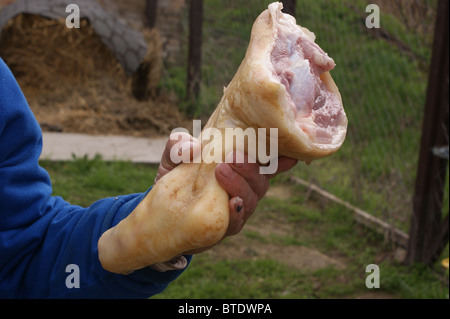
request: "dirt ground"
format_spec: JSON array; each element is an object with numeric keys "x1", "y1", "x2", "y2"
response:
[
  {"x1": 204, "y1": 184, "x2": 398, "y2": 299},
  {"x1": 206, "y1": 184, "x2": 348, "y2": 271},
  {"x1": 26, "y1": 74, "x2": 192, "y2": 137}
]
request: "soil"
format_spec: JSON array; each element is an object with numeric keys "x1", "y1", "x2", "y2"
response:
[
  {"x1": 26, "y1": 76, "x2": 192, "y2": 138},
  {"x1": 205, "y1": 184, "x2": 398, "y2": 298},
  {"x1": 206, "y1": 185, "x2": 347, "y2": 271}
]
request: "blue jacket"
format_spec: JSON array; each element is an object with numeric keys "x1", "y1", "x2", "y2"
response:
[{"x1": 0, "y1": 58, "x2": 191, "y2": 298}]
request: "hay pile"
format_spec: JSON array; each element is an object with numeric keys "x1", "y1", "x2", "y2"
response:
[{"x1": 0, "y1": 14, "x2": 190, "y2": 137}]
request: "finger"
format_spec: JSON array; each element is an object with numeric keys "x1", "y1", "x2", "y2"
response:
[
  {"x1": 268, "y1": 156, "x2": 298, "y2": 179},
  {"x1": 160, "y1": 132, "x2": 198, "y2": 171},
  {"x1": 225, "y1": 151, "x2": 269, "y2": 199},
  {"x1": 155, "y1": 133, "x2": 200, "y2": 183},
  {"x1": 225, "y1": 196, "x2": 245, "y2": 236},
  {"x1": 215, "y1": 163, "x2": 259, "y2": 218}
]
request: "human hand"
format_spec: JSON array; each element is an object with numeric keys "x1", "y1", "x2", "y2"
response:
[
  {"x1": 155, "y1": 132, "x2": 298, "y2": 244},
  {"x1": 214, "y1": 152, "x2": 298, "y2": 237},
  {"x1": 98, "y1": 133, "x2": 298, "y2": 274}
]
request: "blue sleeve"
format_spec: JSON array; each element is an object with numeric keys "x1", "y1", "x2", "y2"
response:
[{"x1": 0, "y1": 58, "x2": 191, "y2": 299}]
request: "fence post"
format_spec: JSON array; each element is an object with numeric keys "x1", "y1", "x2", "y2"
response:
[
  {"x1": 281, "y1": 0, "x2": 296, "y2": 17},
  {"x1": 186, "y1": 0, "x2": 203, "y2": 114},
  {"x1": 146, "y1": 0, "x2": 158, "y2": 28},
  {"x1": 405, "y1": 0, "x2": 449, "y2": 266}
]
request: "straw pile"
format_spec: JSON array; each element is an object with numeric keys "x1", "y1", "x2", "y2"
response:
[{"x1": 0, "y1": 14, "x2": 190, "y2": 137}]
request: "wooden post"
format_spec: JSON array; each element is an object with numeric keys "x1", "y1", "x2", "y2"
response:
[
  {"x1": 405, "y1": 0, "x2": 449, "y2": 266},
  {"x1": 186, "y1": 0, "x2": 203, "y2": 114},
  {"x1": 281, "y1": 0, "x2": 296, "y2": 17},
  {"x1": 132, "y1": 1, "x2": 159, "y2": 101},
  {"x1": 146, "y1": 0, "x2": 158, "y2": 29}
]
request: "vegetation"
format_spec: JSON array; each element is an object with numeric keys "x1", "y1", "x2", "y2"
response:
[
  {"x1": 37, "y1": 0, "x2": 449, "y2": 300},
  {"x1": 40, "y1": 157, "x2": 449, "y2": 299},
  {"x1": 161, "y1": 0, "x2": 444, "y2": 234}
]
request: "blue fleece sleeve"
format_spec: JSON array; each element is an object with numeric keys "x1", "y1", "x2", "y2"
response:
[{"x1": 0, "y1": 58, "x2": 191, "y2": 298}]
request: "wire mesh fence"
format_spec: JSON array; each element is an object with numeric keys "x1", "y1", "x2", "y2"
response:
[
  {"x1": 0, "y1": 0, "x2": 446, "y2": 259},
  {"x1": 160, "y1": 0, "x2": 447, "y2": 240}
]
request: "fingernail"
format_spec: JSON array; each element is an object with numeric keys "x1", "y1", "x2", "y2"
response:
[
  {"x1": 235, "y1": 197, "x2": 244, "y2": 213},
  {"x1": 219, "y1": 163, "x2": 234, "y2": 179}
]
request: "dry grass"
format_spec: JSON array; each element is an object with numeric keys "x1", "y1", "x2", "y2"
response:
[
  {"x1": 0, "y1": 14, "x2": 125, "y2": 89},
  {"x1": 376, "y1": 0, "x2": 437, "y2": 37},
  {"x1": 0, "y1": 14, "x2": 190, "y2": 137}
]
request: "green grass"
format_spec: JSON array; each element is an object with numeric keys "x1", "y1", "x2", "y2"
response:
[
  {"x1": 39, "y1": 158, "x2": 449, "y2": 299},
  {"x1": 160, "y1": 0, "x2": 438, "y2": 233},
  {"x1": 37, "y1": 0, "x2": 448, "y2": 300},
  {"x1": 40, "y1": 155, "x2": 158, "y2": 207}
]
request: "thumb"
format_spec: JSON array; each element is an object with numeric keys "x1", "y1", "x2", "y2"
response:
[{"x1": 155, "y1": 132, "x2": 200, "y2": 183}]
